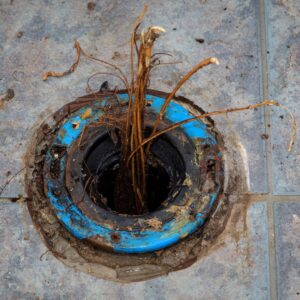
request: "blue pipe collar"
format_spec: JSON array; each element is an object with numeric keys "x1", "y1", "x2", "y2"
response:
[{"x1": 43, "y1": 91, "x2": 223, "y2": 253}]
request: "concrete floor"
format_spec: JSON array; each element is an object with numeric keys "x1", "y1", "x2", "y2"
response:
[{"x1": 0, "y1": 0, "x2": 299, "y2": 299}]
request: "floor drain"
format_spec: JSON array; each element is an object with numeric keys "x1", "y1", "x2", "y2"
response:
[{"x1": 27, "y1": 90, "x2": 225, "y2": 280}]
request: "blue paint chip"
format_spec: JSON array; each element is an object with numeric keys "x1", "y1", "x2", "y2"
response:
[{"x1": 141, "y1": 94, "x2": 216, "y2": 142}]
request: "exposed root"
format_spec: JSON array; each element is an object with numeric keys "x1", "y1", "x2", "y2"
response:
[
  {"x1": 78, "y1": 43, "x2": 130, "y2": 93},
  {"x1": 43, "y1": 40, "x2": 81, "y2": 81},
  {"x1": 86, "y1": 72, "x2": 128, "y2": 94},
  {"x1": 275, "y1": 102, "x2": 297, "y2": 152},
  {"x1": 128, "y1": 100, "x2": 297, "y2": 163},
  {"x1": 146, "y1": 57, "x2": 219, "y2": 152},
  {"x1": 0, "y1": 167, "x2": 25, "y2": 196},
  {"x1": 127, "y1": 25, "x2": 166, "y2": 213}
]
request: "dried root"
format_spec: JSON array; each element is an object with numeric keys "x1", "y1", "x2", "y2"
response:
[
  {"x1": 43, "y1": 40, "x2": 81, "y2": 81},
  {"x1": 275, "y1": 103, "x2": 297, "y2": 152},
  {"x1": 128, "y1": 100, "x2": 297, "y2": 163}
]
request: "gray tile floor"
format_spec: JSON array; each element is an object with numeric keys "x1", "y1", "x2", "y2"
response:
[{"x1": 0, "y1": 0, "x2": 299, "y2": 299}]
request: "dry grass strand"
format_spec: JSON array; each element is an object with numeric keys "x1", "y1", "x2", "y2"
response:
[{"x1": 43, "y1": 40, "x2": 81, "y2": 81}]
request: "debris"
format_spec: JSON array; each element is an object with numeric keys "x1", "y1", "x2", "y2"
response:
[
  {"x1": 261, "y1": 133, "x2": 269, "y2": 140},
  {"x1": 40, "y1": 250, "x2": 51, "y2": 261},
  {"x1": 128, "y1": 100, "x2": 297, "y2": 160},
  {"x1": 276, "y1": 103, "x2": 297, "y2": 152},
  {"x1": 0, "y1": 88, "x2": 15, "y2": 109},
  {"x1": 147, "y1": 57, "x2": 219, "y2": 152},
  {"x1": 195, "y1": 38, "x2": 205, "y2": 44},
  {"x1": 80, "y1": 108, "x2": 92, "y2": 119},
  {"x1": 72, "y1": 122, "x2": 80, "y2": 129},
  {"x1": 42, "y1": 40, "x2": 81, "y2": 81},
  {"x1": 112, "y1": 51, "x2": 121, "y2": 60},
  {"x1": 182, "y1": 175, "x2": 193, "y2": 187},
  {"x1": 99, "y1": 81, "x2": 109, "y2": 92},
  {"x1": 87, "y1": 2, "x2": 96, "y2": 11},
  {"x1": 146, "y1": 218, "x2": 163, "y2": 228},
  {"x1": 0, "y1": 167, "x2": 25, "y2": 196}
]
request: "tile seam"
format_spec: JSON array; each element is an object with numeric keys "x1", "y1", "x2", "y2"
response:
[
  {"x1": 258, "y1": 0, "x2": 277, "y2": 298},
  {"x1": 258, "y1": 0, "x2": 273, "y2": 195}
]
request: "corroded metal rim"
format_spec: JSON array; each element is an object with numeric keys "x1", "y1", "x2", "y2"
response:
[
  {"x1": 65, "y1": 113, "x2": 196, "y2": 227},
  {"x1": 29, "y1": 90, "x2": 224, "y2": 254}
]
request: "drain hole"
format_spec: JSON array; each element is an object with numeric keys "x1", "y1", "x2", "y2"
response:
[
  {"x1": 83, "y1": 130, "x2": 186, "y2": 215},
  {"x1": 94, "y1": 157, "x2": 172, "y2": 213}
]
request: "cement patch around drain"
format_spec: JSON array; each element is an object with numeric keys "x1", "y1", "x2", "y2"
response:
[{"x1": 25, "y1": 93, "x2": 250, "y2": 282}]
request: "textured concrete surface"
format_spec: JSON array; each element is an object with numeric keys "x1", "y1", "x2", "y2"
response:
[
  {"x1": 266, "y1": 0, "x2": 300, "y2": 194},
  {"x1": 274, "y1": 202, "x2": 300, "y2": 300},
  {"x1": 0, "y1": 202, "x2": 270, "y2": 299},
  {"x1": 0, "y1": 0, "x2": 300, "y2": 299}
]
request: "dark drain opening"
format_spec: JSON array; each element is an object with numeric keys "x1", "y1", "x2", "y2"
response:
[
  {"x1": 95, "y1": 160, "x2": 172, "y2": 213},
  {"x1": 83, "y1": 129, "x2": 186, "y2": 215}
]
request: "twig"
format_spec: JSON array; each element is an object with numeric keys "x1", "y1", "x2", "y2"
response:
[
  {"x1": 43, "y1": 40, "x2": 81, "y2": 81},
  {"x1": 78, "y1": 43, "x2": 130, "y2": 93},
  {"x1": 0, "y1": 167, "x2": 26, "y2": 196},
  {"x1": 276, "y1": 103, "x2": 297, "y2": 152},
  {"x1": 86, "y1": 72, "x2": 128, "y2": 93},
  {"x1": 146, "y1": 57, "x2": 219, "y2": 152},
  {"x1": 126, "y1": 4, "x2": 148, "y2": 147},
  {"x1": 151, "y1": 51, "x2": 173, "y2": 58},
  {"x1": 128, "y1": 25, "x2": 165, "y2": 213},
  {"x1": 40, "y1": 250, "x2": 50, "y2": 261}
]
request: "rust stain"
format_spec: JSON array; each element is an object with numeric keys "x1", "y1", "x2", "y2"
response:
[
  {"x1": 80, "y1": 108, "x2": 92, "y2": 120},
  {"x1": 146, "y1": 218, "x2": 163, "y2": 229}
]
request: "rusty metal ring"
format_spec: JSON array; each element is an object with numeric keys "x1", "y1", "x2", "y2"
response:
[{"x1": 65, "y1": 111, "x2": 197, "y2": 229}]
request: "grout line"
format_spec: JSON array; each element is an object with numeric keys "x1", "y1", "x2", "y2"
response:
[
  {"x1": 2, "y1": 194, "x2": 300, "y2": 204},
  {"x1": 248, "y1": 194, "x2": 300, "y2": 203},
  {"x1": 258, "y1": 0, "x2": 273, "y2": 195},
  {"x1": 267, "y1": 202, "x2": 278, "y2": 300},
  {"x1": 258, "y1": 1, "x2": 277, "y2": 299}
]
